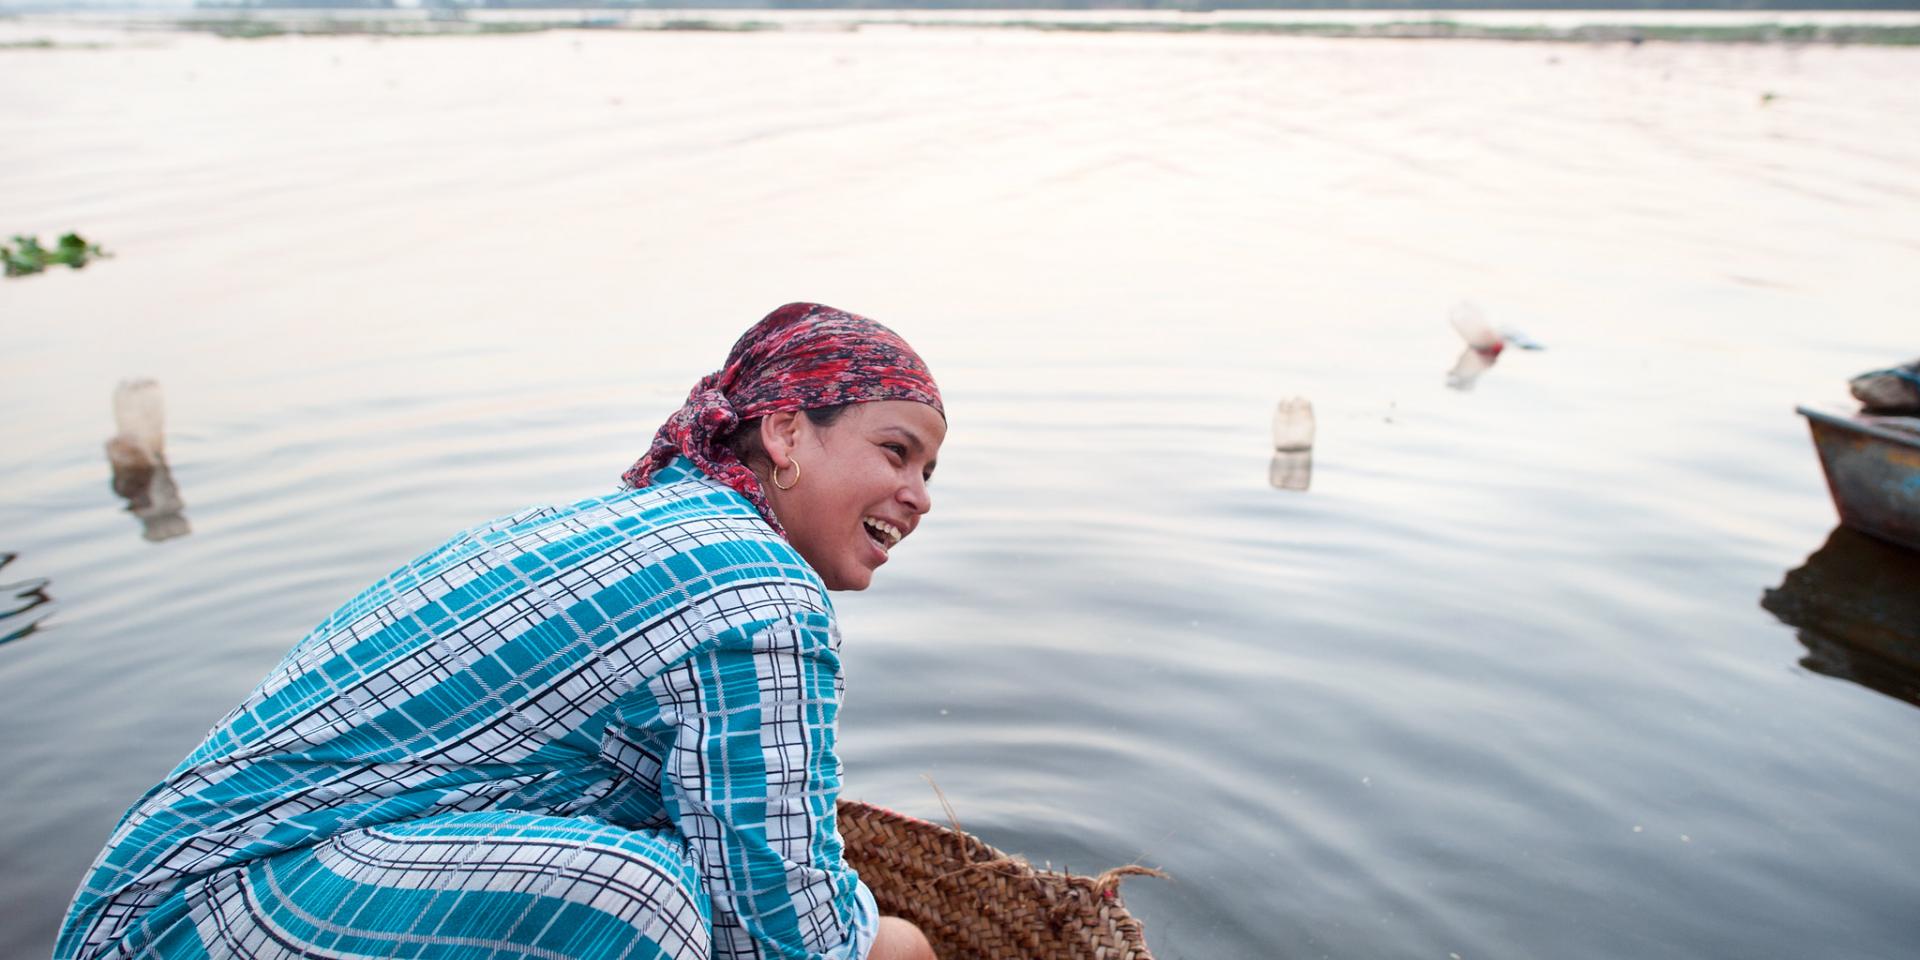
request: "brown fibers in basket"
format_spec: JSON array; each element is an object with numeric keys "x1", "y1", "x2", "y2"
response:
[{"x1": 836, "y1": 799, "x2": 1162, "y2": 960}]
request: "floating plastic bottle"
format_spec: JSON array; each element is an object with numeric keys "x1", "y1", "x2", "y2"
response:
[
  {"x1": 1445, "y1": 302, "x2": 1546, "y2": 391},
  {"x1": 1273, "y1": 396, "x2": 1315, "y2": 452},
  {"x1": 1450, "y1": 301, "x2": 1545, "y2": 354},
  {"x1": 1449, "y1": 301, "x2": 1504, "y2": 355},
  {"x1": 109, "y1": 378, "x2": 166, "y2": 462}
]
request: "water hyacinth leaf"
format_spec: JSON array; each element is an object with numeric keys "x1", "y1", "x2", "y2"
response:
[
  {"x1": 54, "y1": 233, "x2": 100, "y2": 266},
  {"x1": 3, "y1": 232, "x2": 110, "y2": 277}
]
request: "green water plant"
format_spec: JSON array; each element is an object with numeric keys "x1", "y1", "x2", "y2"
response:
[{"x1": 3, "y1": 233, "x2": 110, "y2": 278}]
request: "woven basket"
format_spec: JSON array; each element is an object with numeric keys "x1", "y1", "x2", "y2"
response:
[{"x1": 836, "y1": 799, "x2": 1161, "y2": 960}]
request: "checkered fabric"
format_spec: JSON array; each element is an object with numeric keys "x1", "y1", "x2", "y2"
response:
[{"x1": 59, "y1": 460, "x2": 878, "y2": 960}]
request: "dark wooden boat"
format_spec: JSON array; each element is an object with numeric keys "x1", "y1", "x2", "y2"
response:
[{"x1": 1797, "y1": 405, "x2": 1920, "y2": 552}]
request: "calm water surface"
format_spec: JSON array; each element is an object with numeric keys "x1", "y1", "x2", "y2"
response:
[{"x1": 3, "y1": 24, "x2": 1919, "y2": 960}]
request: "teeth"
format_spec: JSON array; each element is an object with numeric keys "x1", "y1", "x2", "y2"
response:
[{"x1": 864, "y1": 517, "x2": 903, "y2": 547}]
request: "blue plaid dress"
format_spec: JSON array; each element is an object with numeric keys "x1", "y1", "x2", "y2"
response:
[{"x1": 59, "y1": 459, "x2": 878, "y2": 960}]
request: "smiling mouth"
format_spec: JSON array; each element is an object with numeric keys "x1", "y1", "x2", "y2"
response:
[{"x1": 863, "y1": 517, "x2": 903, "y2": 549}]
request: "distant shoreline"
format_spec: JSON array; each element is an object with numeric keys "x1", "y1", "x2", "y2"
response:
[
  {"x1": 7, "y1": 8, "x2": 1920, "y2": 44},
  {"x1": 871, "y1": 16, "x2": 1920, "y2": 41}
]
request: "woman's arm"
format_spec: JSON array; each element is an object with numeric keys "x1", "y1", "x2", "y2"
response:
[{"x1": 649, "y1": 607, "x2": 878, "y2": 960}]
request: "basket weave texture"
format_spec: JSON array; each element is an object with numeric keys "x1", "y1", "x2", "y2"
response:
[{"x1": 836, "y1": 799, "x2": 1159, "y2": 960}]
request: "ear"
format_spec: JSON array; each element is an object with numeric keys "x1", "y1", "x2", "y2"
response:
[{"x1": 758, "y1": 411, "x2": 805, "y2": 468}]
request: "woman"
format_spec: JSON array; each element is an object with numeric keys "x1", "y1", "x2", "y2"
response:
[{"x1": 60, "y1": 303, "x2": 945, "y2": 960}]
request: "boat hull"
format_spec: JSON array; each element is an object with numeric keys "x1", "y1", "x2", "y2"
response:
[{"x1": 1798, "y1": 405, "x2": 1920, "y2": 552}]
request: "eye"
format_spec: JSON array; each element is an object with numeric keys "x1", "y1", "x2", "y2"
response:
[{"x1": 881, "y1": 442, "x2": 908, "y2": 462}]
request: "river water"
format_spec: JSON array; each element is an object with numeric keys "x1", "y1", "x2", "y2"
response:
[{"x1": 3, "y1": 21, "x2": 1918, "y2": 960}]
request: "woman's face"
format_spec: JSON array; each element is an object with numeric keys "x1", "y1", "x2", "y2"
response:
[{"x1": 763, "y1": 400, "x2": 946, "y2": 591}]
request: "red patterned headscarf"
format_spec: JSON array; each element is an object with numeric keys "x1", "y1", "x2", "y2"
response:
[{"x1": 622, "y1": 302, "x2": 944, "y2": 536}]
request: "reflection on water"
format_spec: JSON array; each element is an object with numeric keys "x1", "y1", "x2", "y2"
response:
[
  {"x1": 1445, "y1": 345, "x2": 1500, "y2": 392},
  {"x1": 103, "y1": 380, "x2": 189, "y2": 543},
  {"x1": 1270, "y1": 397, "x2": 1314, "y2": 492},
  {"x1": 1268, "y1": 449, "x2": 1312, "y2": 491},
  {"x1": 1762, "y1": 525, "x2": 1920, "y2": 708},
  {"x1": 0, "y1": 554, "x2": 53, "y2": 647},
  {"x1": 109, "y1": 456, "x2": 188, "y2": 542}
]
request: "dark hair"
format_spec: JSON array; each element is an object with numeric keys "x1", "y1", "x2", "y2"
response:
[{"x1": 722, "y1": 404, "x2": 851, "y2": 471}]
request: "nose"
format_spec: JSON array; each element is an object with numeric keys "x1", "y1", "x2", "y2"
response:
[{"x1": 899, "y1": 474, "x2": 931, "y2": 517}]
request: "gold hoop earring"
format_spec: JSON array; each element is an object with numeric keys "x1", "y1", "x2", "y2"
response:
[{"x1": 771, "y1": 459, "x2": 800, "y2": 491}]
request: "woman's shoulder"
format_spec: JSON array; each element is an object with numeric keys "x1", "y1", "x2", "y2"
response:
[
  {"x1": 333, "y1": 459, "x2": 813, "y2": 621},
  {"x1": 609, "y1": 458, "x2": 783, "y2": 543},
  {"x1": 607, "y1": 460, "x2": 832, "y2": 605},
  {"x1": 458, "y1": 459, "x2": 761, "y2": 544}
]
